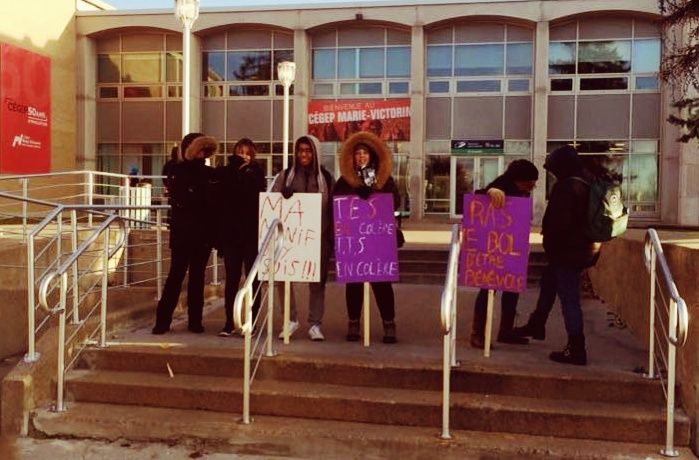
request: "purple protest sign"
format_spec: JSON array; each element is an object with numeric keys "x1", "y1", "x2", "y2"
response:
[
  {"x1": 460, "y1": 194, "x2": 532, "y2": 293},
  {"x1": 333, "y1": 193, "x2": 399, "y2": 283}
]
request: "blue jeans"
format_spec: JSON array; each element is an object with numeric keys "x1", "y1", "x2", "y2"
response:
[{"x1": 533, "y1": 264, "x2": 584, "y2": 337}]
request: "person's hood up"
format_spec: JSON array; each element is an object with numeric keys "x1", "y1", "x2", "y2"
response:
[
  {"x1": 339, "y1": 131, "x2": 392, "y2": 189},
  {"x1": 544, "y1": 145, "x2": 582, "y2": 179},
  {"x1": 184, "y1": 136, "x2": 218, "y2": 161}
]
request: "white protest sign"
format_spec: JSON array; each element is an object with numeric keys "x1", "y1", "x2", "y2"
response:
[{"x1": 258, "y1": 192, "x2": 322, "y2": 282}]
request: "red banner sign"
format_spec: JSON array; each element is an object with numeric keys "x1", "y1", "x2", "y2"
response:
[
  {"x1": 308, "y1": 99, "x2": 410, "y2": 142},
  {"x1": 0, "y1": 43, "x2": 51, "y2": 173}
]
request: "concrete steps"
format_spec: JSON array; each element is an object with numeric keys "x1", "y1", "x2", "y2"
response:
[
  {"x1": 33, "y1": 403, "x2": 697, "y2": 459},
  {"x1": 56, "y1": 346, "x2": 690, "y2": 447}
]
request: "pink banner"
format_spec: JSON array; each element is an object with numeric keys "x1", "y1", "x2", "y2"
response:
[
  {"x1": 308, "y1": 99, "x2": 410, "y2": 142},
  {"x1": 0, "y1": 43, "x2": 51, "y2": 173},
  {"x1": 460, "y1": 194, "x2": 532, "y2": 293}
]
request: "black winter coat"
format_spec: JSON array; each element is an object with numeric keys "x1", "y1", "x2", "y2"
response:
[
  {"x1": 168, "y1": 159, "x2": 218, "y2": 249},
  {"x1": 218, "y1": 156, "x2": 266, "y2": 250}
]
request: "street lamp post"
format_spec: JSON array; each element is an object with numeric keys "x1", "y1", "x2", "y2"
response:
[
  {"x1": 174, "y1": 0, "x2": 200, "y2": 137},
  {"x1": 277, "y1": 61, "x2": 296, "y2": 170}
]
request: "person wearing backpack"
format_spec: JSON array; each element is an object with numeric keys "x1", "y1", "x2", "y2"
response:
[{"x1": 512, "y1": 145, "x2": 601, "y2": 365}]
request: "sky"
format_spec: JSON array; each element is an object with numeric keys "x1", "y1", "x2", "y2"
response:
[{"x1": 106, "y1": 0, "x2": 380, "y2": 9}]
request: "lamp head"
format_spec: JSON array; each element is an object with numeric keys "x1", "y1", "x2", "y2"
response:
[
  {"x1": 277, "y1": 61, "x2": 296, "y2": 87},
  {"x1": 174, "y1": 0, "x2": 200, "y2": 29}
]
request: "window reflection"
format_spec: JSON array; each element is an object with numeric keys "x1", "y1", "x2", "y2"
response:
[
  {"x1": 632, "y1": 39, "x2": 661, "y2": 73},
  {"x1": 313, "y1": 49, "x2": 336, "y2": 79},
  {"x1": 203, "y1": 52, "x2": 225, "y2": 81},
  {"x1": 227, "y1": 51, "x2": 272, "y2": 81},
  {"x1": 387, "y1": 47, "x2": 411, "y2": 77},
  {"x1": 549, "y1": 42, "x2": 576, "y2": 74},
  {"x1": 359, "y1": 48, "x2": 384, "y2": 78},
  {"x1": 578, "y1": 41, "x2": 631, "y2": 74},
  {"x1": 122, "y1": 53, "x2": 162, "y2": 83},
  {"x1": 506, "y1": 43, "x2": 533, "y2": 75},
  {"x1": 427, "y1": 46, "x2": 452, "y2": 77},
  {"x1": 425, "y1": 155, "x2": 450, "y2": 213},
  {"x1": 98, "y1": 54, "x2": 121, "y2": 83},
  {"x1": 455, "y1": 44, "x2": 504, "y2": 76}
]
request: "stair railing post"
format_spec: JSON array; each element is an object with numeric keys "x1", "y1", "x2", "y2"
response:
[
  {"x1": 265, "y1": 240, "x2": 275, "y2": 358},
  {"x1": 661, "y1": 299, "x2": 679, "y2": 458},
  {"x1": 283, "y1": 281, "x2": 291, "y2": 345},
  {"x1": 450, "y1": 279, "x2": 458, "y2": 367},
  {"x1": 441, "y1": 325, "x2": 452, "y2": 440},
  {"x1": 645, "y1": 248, "x2": 657, "y2": 379},
  {"x1": 363, "y1": 282, "x2": 370, "y2": 347},
  {"x1": 87, "y1": 171, "x2": 94, "y2": 227},
  {"x1": 156, "y1": 209, "x2": 163, "y2": 299},
  {"x1": 211, "y1": 249, "x2": 220, "y2": 286},
  {"x1": 56, "y1": 210, "x2": 63, "y2": 269},
  {"x1": 483, "y1": 289, "x2": 494, "y2": 357},
  {"x1": 100, "y1": 226, "x2": 109, "y2": 348},
  {"x1": 21, "y1": 178, "x2": 28, "y2": 241},
  {"x1": 24, "y1": 233, "x2": 38, "y2": 363},
  {"x1": 54, "y1": 273, "x2": 68, "y2": 412},
  {"x1": 70, "y1": 210, "x2": 80, "y2": 324},
  {"x1": 242, "y1": 288, "x2": 252, "y2": 425}
]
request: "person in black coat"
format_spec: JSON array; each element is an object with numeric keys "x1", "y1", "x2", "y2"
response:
[
  {"x1": 469, "y1": 160, "x2": 539, "y2": 349},
  {"x1": 152, "y1": 133, "x2": 218, "y2": 335},
  {"x1": 217, "y1": 138, "x2": 267, "y2": 336},
  {"x1": 332, "y1": 131, "x2": 399, "y2": 344},
  {"x1": 512, "y1": 145, "x2": 601, "y2": 365}
]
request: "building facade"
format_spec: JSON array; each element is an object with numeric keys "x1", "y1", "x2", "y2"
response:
[{"x1": 74, "y1": 0, "x2": 699, "y2": 225}]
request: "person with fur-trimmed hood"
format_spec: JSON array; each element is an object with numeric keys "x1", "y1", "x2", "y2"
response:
[
  {"x1": 153, "y1": 133, "x2": 218, "y2": 335},
  {"x1": 270, "y1": 134, "x2": 335, "y2": 341},
  {"x1": 333, "y1": 131, "x2": 399, "y2": 344}
]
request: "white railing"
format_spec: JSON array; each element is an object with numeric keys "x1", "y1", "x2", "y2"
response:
[
  {"x1": 643, "y1": 229, "x2": 690, "y2": 457},
  {"x1": 38, "y1": 214, "x2": 126, "y2": 411},
  {"x1": 439, "y1": 224, "x2": 461, "y2": 440},
  {"x1": 233, "y1": 219, "x2": 285, "y2": 425}
]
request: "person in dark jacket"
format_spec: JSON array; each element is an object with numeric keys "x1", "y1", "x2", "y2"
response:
[
  {"x1": 469, "y1": 159, "x2": 539, "y2": 349},
  {"x1": 218, "y1": 138, "x2": 267, "y2": 336},
  {"x1": 512, "y1": 145, "x2": 601, "y2": 365},
  {"x1": 152, "y1": 133, "x2": 218, "y2": 335},
  {"x1": 270, "y1": 135, "x2": 335, "y2": 341},
  {"x1": 333, "y1": 131, "x2": 399, "y2": 344}
]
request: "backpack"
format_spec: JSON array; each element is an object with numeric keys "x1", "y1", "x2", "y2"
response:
[{"x1": 571, "y1": 176, "x2": 629, "y2": 242}]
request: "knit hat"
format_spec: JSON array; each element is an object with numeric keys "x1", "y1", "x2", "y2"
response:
[{"x1": 505, "y1": 159, "x2": 539, "y2": 182}]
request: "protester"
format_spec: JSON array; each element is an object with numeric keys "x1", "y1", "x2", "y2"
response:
[
  {"x1": 469, "y1": 160, "x2": 539, "y2": 349},
  {"x1": 512, "y1": 146, "x2": 602, "y2": 365},
  {"x1": 333, "y1": 131, "x2": 399, "y2": 344},
  {"x1": 217, "y1": 138, "x2": 266, "y2": 337},
  {"x1": 152, "y1": 133, "x2": 218, "y2": 335},
  {"x1": 270, "y1": 135, "x2": 335, "y2": 341}
]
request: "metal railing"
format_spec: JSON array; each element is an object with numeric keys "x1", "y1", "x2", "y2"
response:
[
  {"x1": 233, "y1": 218, "x2": 285, "y2": 425},
  {"x1": 439, "y1": 224, "x2": 461, "y2": 440},
  {"x1": 643, "y1": 228, "x2": 690, "y2": 457},
  {"x1": 38, "y1": 214, "x2": 126, "y2": 411}
]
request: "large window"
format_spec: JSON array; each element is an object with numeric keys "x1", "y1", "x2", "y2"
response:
[
  {"x1": 201, "y1": 29, "x2": 294, "y2": 176},
  {"x1": 547, "y1": 17, "x2": 662, "y2": 216}
]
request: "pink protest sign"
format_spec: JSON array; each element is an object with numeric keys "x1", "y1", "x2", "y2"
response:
[
  {"x1": 460, "y1": 194, "x2": 532, "y2": 293},
  {"x1": 333, "y1": 193, "x2": 399, "y2": 283}
]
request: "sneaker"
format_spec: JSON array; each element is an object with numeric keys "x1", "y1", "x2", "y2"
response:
[
  {"x1": 278, "y1": 320, "x2": 300, "y2": 339},
  {"x1": 497, "y1": 331, "x2": 530, "y2": 345},
  {"x1": 512, "y1": 322, "x2": 545, "y2": 341},
  {"x1": 308, "y1": 324, "x2": 325, "y2": 341},
  {"x1": 382, "y1": 320, "x2": 397, "y2": 344},
  {"x1": 218, "y1": 325, "x2": 234, "y2": 337},
  {"x1": 346, "y1": 320, "x2": 360, "y2": 342}
]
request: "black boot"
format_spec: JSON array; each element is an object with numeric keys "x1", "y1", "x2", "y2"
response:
[
  {"x1": 550, "y1": 335, "x2": 587, "y2": 366},
  {"x1": 497, "y1": 303, "x2": 529, "y2": 345},
  {"x1": 346, "y1": 320, "x2": 360, "y2": 342},
  {"x1": 512, "y1": 312, "x2": 546, "y2": 341},
  {"x1": 382, "y1": 320, "x2": 397, "y2": 344}
]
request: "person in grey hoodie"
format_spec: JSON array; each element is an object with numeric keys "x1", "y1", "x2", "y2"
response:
[{"x1": 270, "y1": 135, "x2": 335, "y2": 341}]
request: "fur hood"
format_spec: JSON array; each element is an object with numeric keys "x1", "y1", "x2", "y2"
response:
[
  {"x1": 339, "y1": 131, "x2": 392, "y2": 189},
  {"x1": 184, "y1": 136, "x2": 218, "y2": 161}
]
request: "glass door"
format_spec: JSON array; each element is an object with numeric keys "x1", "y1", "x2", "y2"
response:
[{"x1": 450, "y1": 156, "x2": 504, "y2": 217}]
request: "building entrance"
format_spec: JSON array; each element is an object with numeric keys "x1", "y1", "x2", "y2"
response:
[{"x1": 450, "y1": 156, "x2": 503, "y2": 218}]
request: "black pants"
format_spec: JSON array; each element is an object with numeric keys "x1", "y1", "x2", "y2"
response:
[
  {"x1": 223, "y1": 243, "x2": 260, "y2": 328},
  {"x1": 346, "y1": 282, "x2": 395, "y2": 322},
  {"x1": 472, "y1": 289, "x2": 520, "y2": 338},
  {"x1": 154, "y1": 243, "x2": 212, "y2": 329}
]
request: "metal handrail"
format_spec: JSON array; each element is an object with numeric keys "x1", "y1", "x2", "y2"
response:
[
  {"x1": 644, "y1": 229, "x2": 689, "y2": 347},
  {"x1": 233, "y1": 218, "x2": 285, "y2": 425},
  {"x1": 440, "y1": 223, "x2": 461, "y2": 440},
  {"x1": 642, "y1": 228, "x2": 690, "y2": 457},
  {"x1": 38, "y1": 215, "x2": 125, "y2": 313}
]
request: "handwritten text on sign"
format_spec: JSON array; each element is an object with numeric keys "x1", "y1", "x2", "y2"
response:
[
  {"x1": 460, "y1": 194, "x2": 532, "y2": 293},
  {"x1": 258, "y1": 192, "x2": 321, "y2": 282},
  {"x1": 333, "y1": 193, "x2": 399, "y2": 283}
]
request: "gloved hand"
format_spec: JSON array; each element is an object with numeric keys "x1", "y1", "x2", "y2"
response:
[
  {"x1": 357, "y1": 185, "x2": 372, "y2": 200},
  {"x1": 281, "y1": 187, "x2": 294, "y2": 199}
]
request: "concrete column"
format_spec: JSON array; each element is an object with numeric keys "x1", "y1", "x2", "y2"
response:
[
  {"x1": 678, "y1": 141, "x2": 699, "y2": 225},
  {"x1": 531, "y1": 21, "x2": 549, "y2": 225},
  {"x1": 293, "y1": 29, "x2": 310, "y2": 142},
  {"x1": 659, "y1": 78, "x2": 681, "y2": 224},
  {"x1": 409, "y1": 25, "x2": 425, "y2": 220},
  {"x1": 76, "y1": 35, "x2": 97, "y2": 171},
  {"x1": 188, "y1": 35, "x2": 203, "y2": 133}
]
